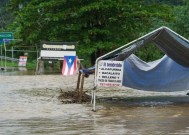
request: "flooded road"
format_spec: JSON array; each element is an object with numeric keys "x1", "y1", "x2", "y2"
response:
[
  {"x1": 1, "y1": 89, "x2": 189, "y2": 134},
  {"x1": 0, "y1": 73, "x2": 189, "y2": 134}
]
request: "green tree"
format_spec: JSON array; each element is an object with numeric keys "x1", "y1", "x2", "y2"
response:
[
  {"x1": 173, "y1": 1, "x2": 189, "y2": 39},
  {"x1": 7, "y1": 0, "x2": 173, "y2": 66},
  {"x1": 0, "y1": 0, "x2": 12, "y2": 30}
]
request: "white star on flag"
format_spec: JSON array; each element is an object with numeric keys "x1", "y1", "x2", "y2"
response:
[{"x1": 68, "y1": 58, "x2": 72, "y2": 63}]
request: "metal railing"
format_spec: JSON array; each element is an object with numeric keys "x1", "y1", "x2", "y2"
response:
[{"x1": 0, "y1": 56, "x2": 19, "y2": 62}]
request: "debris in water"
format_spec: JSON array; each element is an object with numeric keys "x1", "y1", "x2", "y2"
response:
[{"x1": 58, "y1": 88, "x2": 91, "y2": 104}]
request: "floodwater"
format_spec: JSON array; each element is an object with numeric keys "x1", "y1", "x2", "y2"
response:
[
  {"x1": 0, "y1": 67, "x2": 60, "y2": 76},
  {"x1": 1, "y1": 89, "x2": 189, "y2": 135},
  {"x1": 0, "y1": 67, "x2": 37, "y2": 76},
  {"x1": 1, "y1": 68, "x2": 189, "y2": 135}
]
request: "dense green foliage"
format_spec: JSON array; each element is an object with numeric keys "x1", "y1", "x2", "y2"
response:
[
  {"x1": 0, "y1": 0, "x2": 12, "y2": 30},
  {"x1": 173, "y1": 1, "x2": 189, "y2": 39},
  {"x1": 0, "y1": 0, "x2": 188, "y2": 67}
]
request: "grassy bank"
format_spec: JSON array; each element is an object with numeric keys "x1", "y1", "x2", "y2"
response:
[{"x1": 0, "y1": 60, "x2": 36, "y2": 70}]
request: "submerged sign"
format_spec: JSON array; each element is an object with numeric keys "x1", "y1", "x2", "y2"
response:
[{"x1": 97, "y1": 60, "x2": 124, "y2": 87}]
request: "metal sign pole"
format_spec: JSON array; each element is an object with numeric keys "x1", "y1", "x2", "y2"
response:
[
  {"x1": 0, "y1": 46, "x2": 2, "y2": 67},
  {"x1": 3, "y1": 40, "x2": 6, "y2": 71},
  {"x1": 11, "y1": 46, "x2": 13, "y2": 66}
]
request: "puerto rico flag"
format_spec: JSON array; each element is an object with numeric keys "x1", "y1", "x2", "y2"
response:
[{"x1": 62, "y1": 56, "x2": 77, "y2": 76}]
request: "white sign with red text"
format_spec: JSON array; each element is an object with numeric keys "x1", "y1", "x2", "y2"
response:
[
  {"x1": 18, "y1": 56, "x2": 27, "y2": 67},
  {"x1": 97, "y1": 60, "x2": 124, "y2": 87}
]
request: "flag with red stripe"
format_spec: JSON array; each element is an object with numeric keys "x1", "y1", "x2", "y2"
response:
[{"x1": 62, "y1": 56, "x2": 77, "y2": 76}]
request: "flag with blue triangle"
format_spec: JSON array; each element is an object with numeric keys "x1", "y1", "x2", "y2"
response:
[{"x1": 62, "y1": 56, "x2": 77, "y2": 76}]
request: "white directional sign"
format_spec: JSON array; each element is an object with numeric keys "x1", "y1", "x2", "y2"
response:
[
  {"x1": 40, "y1": 41, "x2": 76, "y2": 60},
  {"x1": 97, "y1": 60, "x2": 124, "y2": 87}
]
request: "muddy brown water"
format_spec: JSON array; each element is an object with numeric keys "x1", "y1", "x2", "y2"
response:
[{"x1": 0, "y1": 69, "x2": 189, "y2": 135}]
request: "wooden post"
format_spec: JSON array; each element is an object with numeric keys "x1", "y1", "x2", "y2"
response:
[
  {"x1": 76, "y1": 60, "x2": 82, "y2": 98},
  {"x1": 35, "y1": 58, "x2": 44, "y2": 75},
  {"x1": 35, "y1": 58, "x2": 39, "y2": 75},
  {"x1": 76, "y1": 71, "x2": 81, "y2": 97},
  {"x1": 79, "y1": 73, "x2": 85, "y2": 103}
]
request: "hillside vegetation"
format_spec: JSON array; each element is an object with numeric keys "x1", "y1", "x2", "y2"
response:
[{"x1": 0, "y1": 0, "x2": 188, "y2": 67}]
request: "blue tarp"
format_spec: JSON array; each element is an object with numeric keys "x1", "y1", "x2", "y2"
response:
[{"x1": 123, "y1": 54, "x2": 189, "y2": 91}]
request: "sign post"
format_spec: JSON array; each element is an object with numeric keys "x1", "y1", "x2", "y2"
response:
[
  {"x1": 92, "y1": 60, "x2": 124, "y2": 111},
  {"x1": 1, "y1": 46, "x2": 3, "y2": 66},
  {"x1": 36, "y1": 41, "x2": 77, "y2": 74},
  {"x1": 0, "y1": 32, "x2": 14, "y2": 69}
]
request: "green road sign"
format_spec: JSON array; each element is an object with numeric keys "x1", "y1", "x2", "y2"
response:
[
  {"x1": 0, "y1": 32, "x2": 13, "y2": 40},
  {"x1": 0, "y1": 32, "x2": 14, "y2": 44}
]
